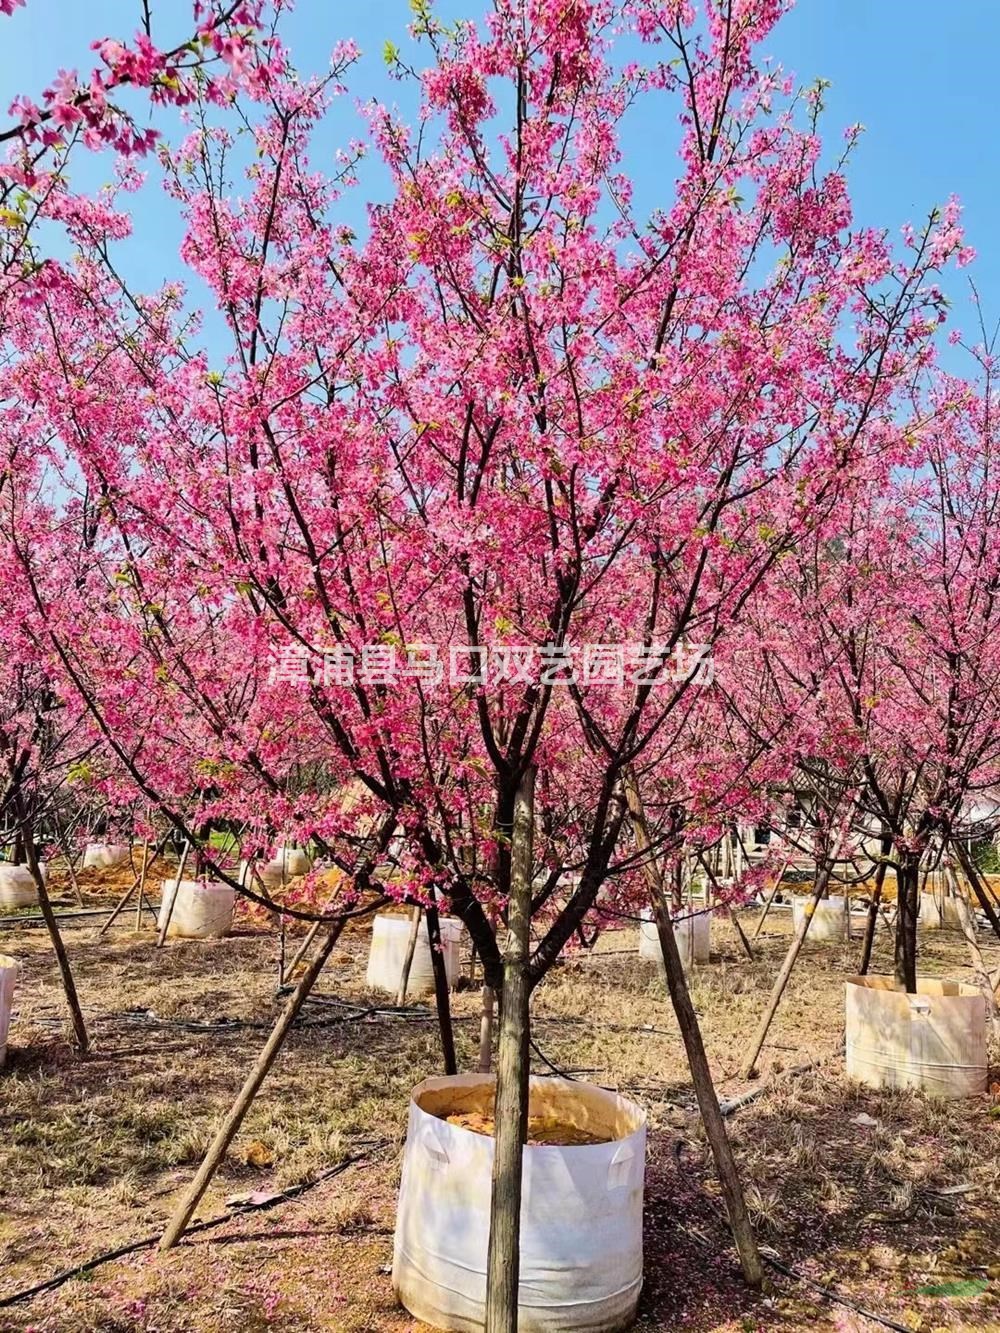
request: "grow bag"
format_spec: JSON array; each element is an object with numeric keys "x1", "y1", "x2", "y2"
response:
[
  {"x1": 257, "y1": 848, "x2": 312, "y2": 889},
  {"x1": 366, "y1": 914, "x2": 464, "y2": 994},
  {"x1": 393, "y1": 1074, "x2": 646, "y2": 1332},
  {"x1": 0, "y1": 864, "x2": 38, "y2": 909},
  {"x1": 158, "y1": 879, "x2": 235, "y2": 939},
  {"x1": 638, "y1": 908, "x2": 710, "y2": 964},
  {"x1": 845, "y1": 975, "x2": 987, "y2": 1099},
  {"x1": 82, "y1": 843, "x2": 131, "y2": 870},
  {"x1": 919, "y1": 893, "x2": 967, "y2": 931},
  {"x1": 791, "y1": 894, "x2": 847, "y2": 942},
  {"x1": 274, "y1": 845, "x2": 312, "y2": 876},
  {"x1": 0, "y1": 955, "x2": 16, "y2": 1067}
]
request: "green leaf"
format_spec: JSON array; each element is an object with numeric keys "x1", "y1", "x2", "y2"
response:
[
  {"x1": 383, "y1": 40, "x2": 398, "y2": 64},
  {"x1": 916, "y1": 1279, "x2": 989, "y2": 1298}
]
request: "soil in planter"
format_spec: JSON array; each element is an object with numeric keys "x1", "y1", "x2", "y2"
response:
[{"x1": 440, "y1": 1109, "x2": 610, "y2": 1146}]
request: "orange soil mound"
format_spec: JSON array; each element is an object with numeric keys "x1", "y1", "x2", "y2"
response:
[{"x1": 441, "y1": 1111, "x2": 609, "y2": 1147}]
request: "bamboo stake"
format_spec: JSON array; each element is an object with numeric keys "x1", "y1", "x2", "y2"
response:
[
  {"x1": 280, "y1": 865, "x2": 348, "y2": 983},
  {"x1": 728, "y1": 906, "x2": 755, "y2": 961},
  {"x1": 282, "y1": 912, "x2": 323, "y2": 984},
  {"x1": 625, "y1": 774, "x2": 762, "y2": 1288},
  {"x1": 158, "y1": 916, "x2": 347, "y2": 1251}
]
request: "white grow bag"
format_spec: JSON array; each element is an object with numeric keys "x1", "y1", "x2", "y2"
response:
[
  {"x1": 919, "y1": 893, "x2": 967, "y2": 931},
  {"x1": 83, "y1": 843, "x2": 131, "y2": 870},
  {"x1": 274, "y1": 845, "x2": 312, "y2": 876},
  {"x1": 158, "y1": 879, "x2": 235, "y2": 939},
  {"x1": 0, "y1": 864, "x2": 39, "y2": 909},
  {"x1": 792, "y1": 894, "x2": 847, "y2": 942},
  {"x1": 393, "y1": 1074, "x2": 646, "y2": 1332},
  {"x1": 366, "y1": 914, "x2": 464, "y2": 994},
  {"x1": 257, "y1": 847, "x2": 312, "y2": 889},
  {"x1": 845, "y1": 976, "x2": 987, "y2": 1099},
  {"x1": 638, "y1": 907, "x2": 711, "y2": 964},
  {"x1": 0, "y1": 955, "x2": 17, "y2": 1067}
]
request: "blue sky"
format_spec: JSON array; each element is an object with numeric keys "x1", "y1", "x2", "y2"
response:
[{"x1": 2, "y1": 0, "x2": 997, "y2": 344}]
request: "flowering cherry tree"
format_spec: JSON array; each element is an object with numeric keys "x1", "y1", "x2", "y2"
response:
[{"x1": 0, "y1": 0, "x2": 976, "y2": 1310}]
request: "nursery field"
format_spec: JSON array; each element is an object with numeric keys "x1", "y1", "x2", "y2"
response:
[{"x1": 1, "y1": 906, "x2": 998, "y2": 1333}]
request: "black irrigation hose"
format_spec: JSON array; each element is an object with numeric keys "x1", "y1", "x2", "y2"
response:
[
  {"x1": 0, "y1": 905, "x2": 154, "y2": 927},
  {"x1": 26, "y1": 1006, "x2": 404, "y2": 1036},
  {"x1": 675, "y1": 1211, "x2": 916, "y2": 1333},
  {"x1": 760, "y1": 1250, "x2": 915, "y2": 1333},
  {"x1": 0, "y1": 1143, "x2": 387, "y2": 1310}
]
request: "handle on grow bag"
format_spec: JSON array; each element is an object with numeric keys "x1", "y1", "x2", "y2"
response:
[
  {"x1": 421, "y1": 1125, "x2": 450, "y2": 1169},
  {"x1": 607, "y1": 1142, "x2": 634, "y2": 1190},
  {"x1": 908, "y1": 995, "x2": 931, "y2": 1018}
]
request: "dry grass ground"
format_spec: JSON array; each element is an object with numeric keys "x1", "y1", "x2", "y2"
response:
[{"x1": 0, "y1": 891, "x2": 998, "y2": 1333}]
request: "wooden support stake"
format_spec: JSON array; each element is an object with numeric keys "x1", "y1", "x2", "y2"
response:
[
  {"x1": 698, "y1": 850, "x2": 753, "y2": 960},
  {"x1": 742, "y1": 816, "x2": 852, "y2": 1080},
  {"x1": 396, "y1": 905, "x2": 423, "y2": 1006},
  {"x1": 158, "y1": 916, "x2": 347, "y2": 1251},
  {"x1": 135, "y1": 838, "x2": 153, "y2": 929},
  {"x1": 100, "y1": 838, "x2": 162, "y2": 937},
  {"x1": 751, "y1": 858, "x2": 790, "y2": 941},
  {"x1": 282, "y1": 912, "x2": 322, "y2": 984},
  {"x1": 858, "y1": 851, "x2": 891, "y2": 976},
  {"x1": 50, "y1": 809, "x2": 84, "y2": 907},
  {"x1": 625, "y1": 774, "x2": 762, "y2": 1288},
  {"x1": 16, "y1": 800, "x2": 89, "y2": 1055},
  {"x1": 156, "y1": 840, "x2": 190, "y2": 947},
  {"x1": 954, "y1": 842, "x2": 1000, "y2": 945}
]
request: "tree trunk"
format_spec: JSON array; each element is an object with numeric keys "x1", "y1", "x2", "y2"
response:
[
  {"x1": 858, "y1": 832, "x2": 892, "y2": 976},
  {"x1": 894, "y1": 855, "x2": 919, "y2": 993},
  {"x1": 954, "y1": 841, "x2": 1000, "y2": 945},
  {"x1": 947, "y1": 864, "x2": 1000, "y2": 1037},
  {"x1": 625, "y1": 774, "x2": 762, "y2": 1288},
  {"x1": 158, "y1": 916, "x2": 346, "y2": 1250},
  {"x1": 16, "y1": 800, "x2": 89, "y2": 1055},
  {"x1": 425, "y1": 896, "x2": 457, "y2": 1075},
  {"x1": 857, "y1": 872, "x2": 884, "y2": 977},
  {"x1": 485, "y1": 765, "x2": 535, "y2": 1333}
]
